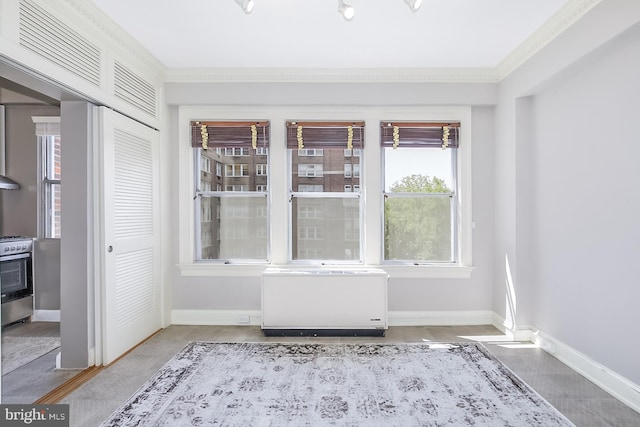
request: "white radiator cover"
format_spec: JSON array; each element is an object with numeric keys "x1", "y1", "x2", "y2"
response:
[{"x1": 261, "y1": 268, "x2": 388, "y2": 330}]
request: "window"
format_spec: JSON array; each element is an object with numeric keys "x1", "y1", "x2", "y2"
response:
[
  {"x1": 181, "y1": 107, "x2": 471, "y2": 275},
  {"x1": 298, "y1": 184, "x2": 323, "y2": 192},
  {"x1": 34, "y1": 117, "x2": 61, "y2": 239},
  {"x1": 299, "y1": 226, "x2": 324, "y2": 240},
  {"x1": 343, "y1": 163, "x2": 359, "y2": 178},
  {"x1": 200, "y1": 156, "x2": 211, "y2": 173},
  {"x1": 299, "y1": 206, "x2": 324, "y2": 219},
  {"x1": 201, "y1": 203, "x2": 212, "y2": 222},
  {"x1": 287, "y1": 121, "x2": 364, "y2": 262},
  {"x1": 225, "y1": 147, "x2": 249, "y2": 156},
  {"x1": 298, "y1": 164, "x2": 324, "y2": 177},
  {"x1": 225, "y1": 164, "x2": 249, "y2": 177},
  {"x1": 298, "y1": 148, "x2": 323, "y2": 156},
  {"x1": 381, "y1": 122, "x2": 460, "y2": 263},
  {"x1": 226, "y1": 184, "x2": 249, "y2": 192},
  {"x1": 191, "y1": 120, "x2": 270, "y2": 261}
]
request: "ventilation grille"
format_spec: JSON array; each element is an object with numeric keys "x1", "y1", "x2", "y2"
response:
[
  {"x1": 19, "y1": 0, "x2": 101, "y2": 86},
  {"x1": 113, "y1": 128, "x2": 153, "y2": 240},
  {"x1": 114, "y1": 62, "x2": 157, "y2": 118},
  {"x1": 115, "y1": 248, "x2": 153, "y2": 327}
]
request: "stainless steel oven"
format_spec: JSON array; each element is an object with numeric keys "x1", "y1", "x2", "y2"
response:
[{"x1": 0, "y1": 236, "x2": 34, "y2": 326}]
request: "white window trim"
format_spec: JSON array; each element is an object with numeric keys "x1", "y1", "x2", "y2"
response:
[{"x1": 177, "y1": 106, "x2": 473, "y2": 278}]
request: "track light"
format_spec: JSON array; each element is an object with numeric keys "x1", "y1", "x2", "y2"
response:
[
  {"x1": 338, "y1": 0, "x2": 355, "y2": 21},
  {"x1": 235, "y1": 0, "x2": 254, "y2": 14},
  {"x1": 404, "y1": 0, "x2": 423, "y2": 12}
]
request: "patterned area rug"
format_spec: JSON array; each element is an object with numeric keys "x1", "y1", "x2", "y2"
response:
[
  {"x1": 1, "y1": 335, "x2": 60, "y2": 375},
  {"x1": 101, "y1": 342, "x2": 574, "y2": 426}
]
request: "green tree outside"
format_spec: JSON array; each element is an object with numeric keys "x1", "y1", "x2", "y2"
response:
[{"x1": 385, "y1": 174, "x2": 452, "y2": 261}]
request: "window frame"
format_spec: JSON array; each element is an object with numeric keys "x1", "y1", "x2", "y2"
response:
[
  {"x1": 33, "y1": 117, "x2": 61, "y2": 240},
  {"x1": 191, "y1": 119, "x2": 271, "y2": 264},
  {"x1": 286, "y1": 120, "x2": 365, "y2": 265},
  {"x1": 382, "y1": 147, "x2": 459, "y2": 264}
]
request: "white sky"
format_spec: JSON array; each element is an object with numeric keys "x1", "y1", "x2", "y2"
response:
[{"x1": 383, "y1": 148, "x2": 453, "y2": 191}]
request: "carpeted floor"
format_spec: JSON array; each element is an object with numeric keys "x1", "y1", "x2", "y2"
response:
[
  {"x1": 100, "y1": 341, "x2": 574, "y2": 426},
  {"x1": 1, "y1": 335, "x2": 60, "y2": 375}
]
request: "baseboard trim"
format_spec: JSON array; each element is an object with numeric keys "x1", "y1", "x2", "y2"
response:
[
  {"x1": 532, "y1": 329, "x2": 640, "y2": 414},
  {"x1": 388, "y1": 310, "x2": 494, "y2": 326},
  {"x1": 32, "y1": 309, "x2": 61, "y2": 322},
  {"x1": 490, "y1": 312, "x2": 534, "y2": 341},
  {"x1": 171, "y1": 309, "x2": 497, "y2": 328},
  {"x1": 171, "y1": 309, "x2": 262, "y2": 326}
]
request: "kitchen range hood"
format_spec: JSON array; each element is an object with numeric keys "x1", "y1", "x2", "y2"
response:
[
  {"x1": 0, "y1": 175, "x2": 19, "y2": 190},
  {"x1": 0, "y1": 105, "x2": 20, "y2": 190}
]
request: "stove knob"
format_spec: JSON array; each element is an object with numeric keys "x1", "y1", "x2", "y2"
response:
[{"x1": 11, "y1": 245, "x2": 16, "y2": 251}]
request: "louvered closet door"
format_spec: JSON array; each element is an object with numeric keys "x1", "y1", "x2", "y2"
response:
[{"x1": 98, "y1": 107, "x2": 161, "y2": 365}]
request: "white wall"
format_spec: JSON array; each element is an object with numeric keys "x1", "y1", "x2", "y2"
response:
[
  {"x1": 530, "y1": 27, "x2": 640, "y2": 385},
  {"x1": 494, "y1": 0, "x2": 640, "y2": 384},
  {"x1": 166, "y1": 86, "x2": 497, "y2": 318}
]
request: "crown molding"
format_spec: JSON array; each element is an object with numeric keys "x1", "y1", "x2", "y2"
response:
[
  {"x1": 164, "y1": 0, "x2": 602, "y2": 85},
  {"x1": 496, "y1": 0, "x2": 603, "y2": 80},
  {"x1": 50, "y1": 0, "x2": 600, "y2": 85},
  {"x1": 164, "y1": 67, "x2": 501, "y2": 84}
]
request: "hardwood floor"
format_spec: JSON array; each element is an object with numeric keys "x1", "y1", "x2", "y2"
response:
[{"x1": 4, "y1": 324, "x2": 640, "y2": 426}]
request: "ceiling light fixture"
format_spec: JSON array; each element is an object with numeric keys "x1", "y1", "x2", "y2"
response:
[
  {"x1": 338, "y1": 0, "x2": 355, "y2": 21},
  {"x1": 235, "y1": 0, "x2": 254, "y2": 14},
  {"x1": 404, "y1": 0, "x2": 423, "y2": 12}
]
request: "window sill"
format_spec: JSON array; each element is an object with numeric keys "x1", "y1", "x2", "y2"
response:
[{"x1": 178, "y1": 263, "x2": 473, "y2": 279}]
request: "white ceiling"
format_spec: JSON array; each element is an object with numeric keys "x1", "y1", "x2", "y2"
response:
[{"x1": 89, "y1": 0, "x2": 571, "y2": 70}]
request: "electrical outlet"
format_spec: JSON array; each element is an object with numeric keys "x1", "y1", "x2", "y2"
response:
[{"x1": 236, "y1": 314, "x2": 250, "y2": 324}]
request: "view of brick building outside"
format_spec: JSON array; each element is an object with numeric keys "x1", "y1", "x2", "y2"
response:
[{"x1": 198, "y1": 146, "x2": 360, "y2": 260}]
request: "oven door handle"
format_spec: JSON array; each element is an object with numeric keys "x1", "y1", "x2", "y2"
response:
[{"x1": 0, "y1": 252, "x2": 31, "y2": 262}]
